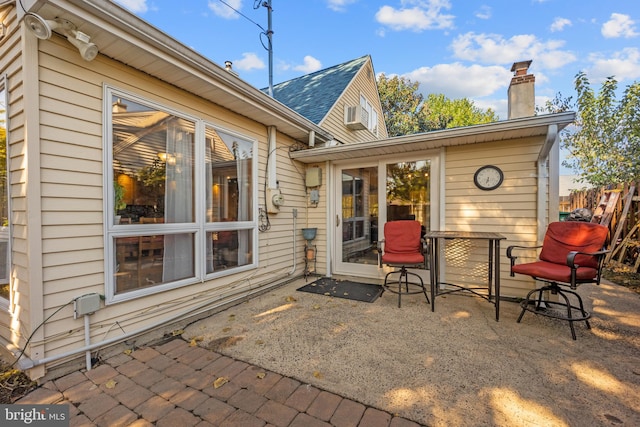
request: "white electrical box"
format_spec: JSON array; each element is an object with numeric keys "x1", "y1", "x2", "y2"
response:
[
  {"x1": 74, "y1": 293, "x2": 101, "y2": 319},
  {"x1": 306, "y1": 167, "x2": 322, "y2": 187}
]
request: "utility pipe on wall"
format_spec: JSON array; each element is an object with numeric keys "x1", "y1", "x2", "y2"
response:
[
  {"x1": 84, "y1": 314, "x2": 92, "y2": 371},
  {"x1": 267, "y1": 126, "x2": 277, "y2": 188}
]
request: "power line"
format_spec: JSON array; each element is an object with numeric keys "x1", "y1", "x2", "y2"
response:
[
  {"x1": 218, "y1": 0, "x2": 266, "y2": 32},
  {"x1": 217, "y1": 0, "x2": 274, "y2": 96}
]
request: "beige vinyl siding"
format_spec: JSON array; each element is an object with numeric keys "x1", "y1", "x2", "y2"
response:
[
  {"x1": 319, "y1": 59, "x2": 387, "y2": 144},
  {"x1": 15, "y1": 35, "x2": 315, "y2": 369},
  {"x1": 444, "y1": 137, "x2": 543, "y2": 298},
  {"x1": 0, "y1": 5, "x2": 35, "y2": 355},
  {"x1": 299, "y1": 162, "x2": 327, "y2": 275},
  {"x1": 0, "y1": 6, "x2": 21, "y2": 346}
]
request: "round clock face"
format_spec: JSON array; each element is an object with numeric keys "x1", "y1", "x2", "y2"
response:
[{"x1": 474, "y1": 165, "x2": 504, "y2": 190}]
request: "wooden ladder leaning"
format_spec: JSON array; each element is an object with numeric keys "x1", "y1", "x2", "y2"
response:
[
  {"x1": 605, "y1": 185, "x2": 638, "y2": 270},
  {"x1": 591, "y1": 190, "x2": 621, "y2": 227},
  {"x1": 608, "y1": 221, "x2": 640, "y2": 272}
]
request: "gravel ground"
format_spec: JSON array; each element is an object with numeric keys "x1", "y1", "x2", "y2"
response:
[{"x1": 185, "y1": 277, "x2": 640, "y2": 427}]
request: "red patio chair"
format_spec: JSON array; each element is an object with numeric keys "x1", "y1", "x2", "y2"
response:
[
  {"x1": 378, "y1": 220, "x2": 429, "y2": 307},
  {"x1": 507, "y1": 221, "x2": 609, "y2": 339}
]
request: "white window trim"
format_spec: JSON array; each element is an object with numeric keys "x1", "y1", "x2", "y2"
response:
[
  {"x1": 103, "y1": 85, "x2": 258, "y2": 304},
  {"x1": 359, "y1": 94, "x2": 378, "y2": 136},
  {"x1": 0, "y1": 74, "x2": 10, "y2": 311}
]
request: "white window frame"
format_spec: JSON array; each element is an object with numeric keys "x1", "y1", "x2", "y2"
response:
[
  {"x1": 360, "y1": 94, "x2": 379, "y2": 136},
  {"x1": 103, "y1": 86, "x2": 258, "y2": 304},
  {"x1": 0, "y1": 75, "x2": 10, "y2": 311}
]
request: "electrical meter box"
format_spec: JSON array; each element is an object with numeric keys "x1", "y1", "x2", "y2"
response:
[{"x1": 306, "y1": 167, "x2": 322, "y2": 188}]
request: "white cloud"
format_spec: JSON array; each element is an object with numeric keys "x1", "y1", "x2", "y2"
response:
[
  {"x1": 232, "y1": 53, "x2": 265, "y2": 71},
  {"x1": 550, "y1": 17, "x2": 571, "y2": 32},
  {"x1": 586, "y1": 47, "x2": 640, "y2": 82},
  {"x1": 474, "y1": 98, "x2": 507, "y2": 120},
  {"x1": 113, "y1": 0, "x2": 148, "y2": 13},
  {"x1": 293, "y1": 56, "x2": 323, "y2": 73},
  {"x1": 375, "y1": 0, "x2": 455, "y2": 32},
  {"x1": 327, "y1": 0, "x2": 357, "y2": 12},
  {"x1": 208, "y1": 0, "x2": 242, "y2": 19},
  {"x1": 402, "y1": 62, "x2": 512, "y2": 99},
  {"x1": 451, "y1": 32, "x2": 576, "y2": 70},
  {"x1": 601, "y1": 13, "x2": 638, "y2": 38},
  {"x1": 475, "y1": 6, "x2": 491, "y2": 20}
]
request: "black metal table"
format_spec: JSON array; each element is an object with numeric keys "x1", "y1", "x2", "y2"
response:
[{"x1": 425, "y1": 231, "x2": 506, "y2": 321}]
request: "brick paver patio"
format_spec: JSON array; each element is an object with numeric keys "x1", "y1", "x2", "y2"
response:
[{"x1": 17, "y1": 338, "x2": 422, "y2": 426}]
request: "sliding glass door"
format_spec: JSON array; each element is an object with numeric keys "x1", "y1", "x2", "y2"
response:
[{"x1": 333, "y1": 156, "x2": 435, "y2": 278}]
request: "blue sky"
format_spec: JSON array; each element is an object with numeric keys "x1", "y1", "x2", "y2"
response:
[{"x1": 112, "y1": 0, "x2": 639, "y2": 122}]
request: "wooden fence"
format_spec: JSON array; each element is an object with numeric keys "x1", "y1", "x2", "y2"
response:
[{"x1": 569, "y1": 182, "x2": 639, "y2": 271}]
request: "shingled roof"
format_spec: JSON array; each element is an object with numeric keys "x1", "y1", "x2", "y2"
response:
[{"x1": 266, "y1": 55, "x2": 370, "y2": 125}]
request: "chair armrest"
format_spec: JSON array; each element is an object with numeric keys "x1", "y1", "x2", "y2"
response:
[
  {"x1": 506, "y1": 245, "x2": 542, "y2": 259},
  {"x1": 420, "y1": 238, "x2": 429, "y2": 269},
  {"x1": 420, "y1": 238, "x2": 428, "y2": 255},
  {"x1": 506, "y1": 245, "x2": 542, "y2": 276},
  {"x1": 566, "y1": 249, "x2": 610, "y2": 269}
]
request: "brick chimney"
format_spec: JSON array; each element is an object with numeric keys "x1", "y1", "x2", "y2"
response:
[{"x1": 508, "y1": 60, "x2": 535, "y2": 119}]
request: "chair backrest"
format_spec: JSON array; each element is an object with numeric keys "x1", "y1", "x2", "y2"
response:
[
  {"x1": 383, "y1": 220, "x2": 422, "y2": 255},
  {"x1": 539, "y1": 221, "x2": 608, "y2": 268}
]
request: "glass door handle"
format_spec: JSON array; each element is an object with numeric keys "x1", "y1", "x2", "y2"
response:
[{"x1": 336, "y1": 215, "x2": 340, "y2": 227}]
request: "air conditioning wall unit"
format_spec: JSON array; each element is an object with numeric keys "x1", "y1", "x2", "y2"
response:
[{"x1": 344, "y1": 105, "x2": 368, "y2": 130}]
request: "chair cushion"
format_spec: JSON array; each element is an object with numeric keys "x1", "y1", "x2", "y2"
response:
[
  {"x1": 382, "y1": 252, "x2": 424, "y2": 265},
  {"x1": 539, "y1": 221, "x2": 608, "y2": 269},
  {"x1": 382, "y1": 220, "x2": 424, "y2": 265},
  {"x1": 512, "y1": 261, "x2": 598, "y2": 283}
]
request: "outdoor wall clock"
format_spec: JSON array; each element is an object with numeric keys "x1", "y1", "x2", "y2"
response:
[{"x1": 474, "y1": 165, "x2": 504, "y2": 191}]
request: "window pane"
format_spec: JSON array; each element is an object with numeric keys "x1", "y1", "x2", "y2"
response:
[
  {"x1": 114, "y1": 233, "x2": 195, "y2": 293},
  {"x1": 0, "y1": 84, "x2": 8, "y2": 299},
  {"x1": 205, "y1": 128, "x2": 253, "y2": 223},
  {"x1": 206, "y1": 229, "x2": 253, "y2": 273},
  {"x1": 112, "y1": 96, "x2": 195, "y2": 225},
  {"x1": 386, "y1": 161, "x2": 431, "y2": 230}
]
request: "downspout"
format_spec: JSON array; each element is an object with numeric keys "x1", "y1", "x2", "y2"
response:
[
  {"x1": 324, "y1": 160, "x2": 332, "y2": 278},
  {"x1": 537, "y1": 124, "x2": 558, "y2": 244},
  {"x1": 267, "y1": 126, "x2": 297, "y2": 276}
]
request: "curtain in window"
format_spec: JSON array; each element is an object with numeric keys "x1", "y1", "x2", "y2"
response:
[
  {"x1": 163, "y1": 119, "x2": 194, "y2": 281},
  {"x1": 205, "y1": 140, "x2": 214, "y2": 273},
  {"x1": 234, "y1": 141, "x2": 250, "y2": 264}
]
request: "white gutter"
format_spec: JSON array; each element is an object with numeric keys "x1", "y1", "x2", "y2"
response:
[
  {"x1": 291, "y1": 112, "x2": 576, "y2": 163},
  {"x1": 31, "y1": 0, "x2": 334, "y2": 145}
]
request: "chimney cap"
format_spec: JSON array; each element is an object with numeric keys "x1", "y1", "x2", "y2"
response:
[{"x1": 511, "y1": 60, "x2": 533, "y2": 74}]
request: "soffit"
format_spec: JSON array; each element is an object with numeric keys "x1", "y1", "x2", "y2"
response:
[
  {"x1": 29, "y1": 0, "x2": 333, "y2": 145},
  {"x1": 289, "y1": 112, "x2": 576, "y2": 163}
]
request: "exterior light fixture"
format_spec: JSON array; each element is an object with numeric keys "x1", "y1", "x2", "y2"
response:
[{"x1": 24, "y1": 13, "x2": 98, "y2": 61}]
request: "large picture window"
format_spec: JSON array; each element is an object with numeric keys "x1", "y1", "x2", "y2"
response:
[{"x1": 106, "y1": 89, "x2": 256, "y2": 302}]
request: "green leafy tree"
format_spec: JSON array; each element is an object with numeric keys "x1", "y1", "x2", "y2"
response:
[
  {"x1": 377, "y1": 74, "x2": 498, "y2": 137},
  {"x1": 561, "y1": 72, "x2": 640, "y2": 186},
  {"x1": 377, "y1": 74, "x2": 428, "y2": 136},
  {"x1": 536, "y1": 92, "x2": 574, "y2": 114},
  {"x1": 423, "y1": 93, "x2": 498, "y2": 130}
]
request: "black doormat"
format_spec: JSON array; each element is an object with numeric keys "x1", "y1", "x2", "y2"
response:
[{"x1": 297, "y1": 277, "x2": 384, "y2": 303}]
